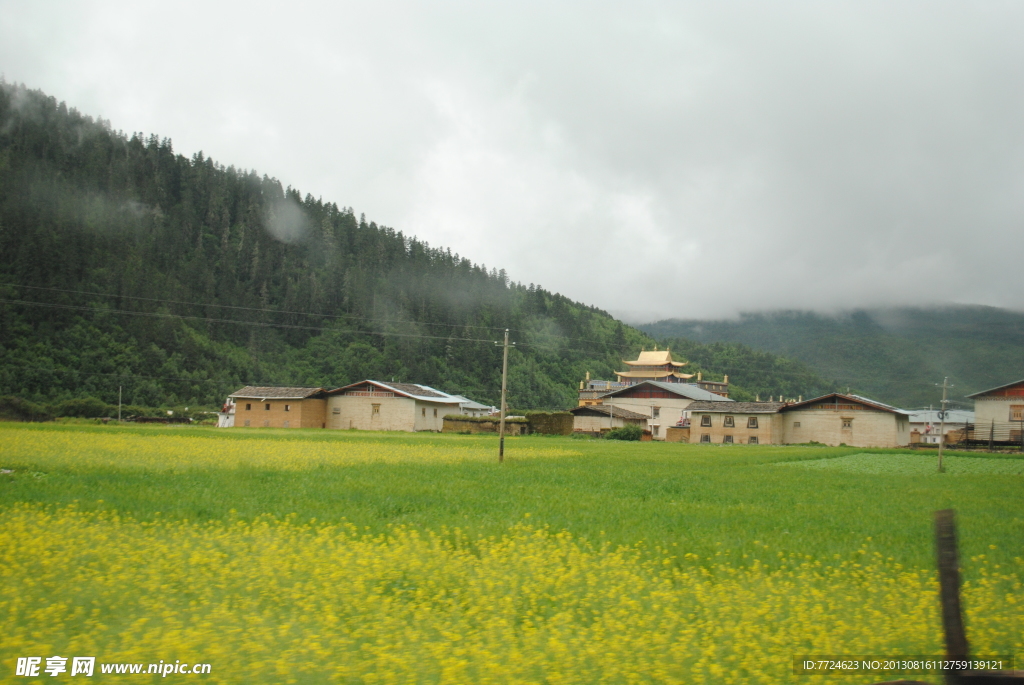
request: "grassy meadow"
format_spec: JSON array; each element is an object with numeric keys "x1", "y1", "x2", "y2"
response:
[{"x1": 1, "y1": 422, "x2": 1022, "y2": 683}]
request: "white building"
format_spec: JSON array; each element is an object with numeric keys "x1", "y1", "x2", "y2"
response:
[
  {"x1": 597, "y1": 380, "x2": 734, "y2": 440},
  {"x1": 906, "y1": 408, "x2": 974, "y2": 445},
  {"x1": 325, "y1": 381, "x2": 462, "y2": 432}
]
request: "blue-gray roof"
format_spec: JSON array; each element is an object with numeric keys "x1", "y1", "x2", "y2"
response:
[{"x1": 600, "y1": 381, "x2": 734, "y2": 402}]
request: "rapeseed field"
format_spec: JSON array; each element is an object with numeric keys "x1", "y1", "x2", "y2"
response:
[{"x1": 1, "y1": 423, "x2": 1022, "y2": 683}]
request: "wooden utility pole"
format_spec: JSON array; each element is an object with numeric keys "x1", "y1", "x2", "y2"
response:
[
  {"x1": 496, "y1": 329, "x2": 512, "y2": 463},
  {"x1": 118, "y1": 385, "x2": 122, "y2": 423},
  {"x1": 935, "y1": 509, "x2": 969, "y2": 684},
  {"x1": 938, "y1": 377, "x2": 949, "y2": 473}
]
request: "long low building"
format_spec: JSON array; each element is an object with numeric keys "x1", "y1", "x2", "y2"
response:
[
  {"x1": 597, "y1": 380, "x2": 734, "y2": 440},
  {"x1": 685, "y1": 393, "x2": 912, "y2": 447},
  {"x1": 325, "y1": 380, "x2": 462, "y2": 431},
  {"x1": 685, "y1": 401, "x2": 787, "y2": 444},
  {"x1": 225, "y1": 382, "x2": 489, "y2": 432},
  {"x1": 229, "y1": 387, "x2": 328, "y2": 429},
  {"x1": 569, "y1": 404, "x2": 649, "y2": 433}
]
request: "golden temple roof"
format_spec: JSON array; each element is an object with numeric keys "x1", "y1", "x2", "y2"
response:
[
  {"x1": 622, "y1": 349, "x2": 687, "y2": 367},
  {"x1": 615, "y1": 370, "x2": 695, "y2": 379}
]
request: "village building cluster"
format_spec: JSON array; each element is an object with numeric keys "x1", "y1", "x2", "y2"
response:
[{"x1": 219, "y1": 345, "x2": 1023, "y2": 450}]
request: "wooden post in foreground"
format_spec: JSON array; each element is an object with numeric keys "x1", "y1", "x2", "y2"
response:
[
  {"x1": 497, "y1": 329, "x2": 510, "y2": 463},
  {"x1": 936, "y1": 509, "x2": 969, "y2": 685}
]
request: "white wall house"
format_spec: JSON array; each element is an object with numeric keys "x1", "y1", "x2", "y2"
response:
[
  {"x1": 906, "y1": 409, "x2": 974, "y2": 445},
  {"x1": 967, "y1": 379, "x2": 1024, "y2": 444},
  {"x1": 780, "y1": 393, "x2": 911, "y2": 448},
  {"x1": 325, "y1": 381, "x2": 462, "y2": 432},
  {"x1": 596, "y1": 381, "x2": 734, "y2": 440}
]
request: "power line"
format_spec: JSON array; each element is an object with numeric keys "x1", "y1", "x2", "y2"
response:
[
  {"x1": 0, "y1": 283, "x2": 510, "y2": 332},
  {"x1": 0, "y1": 298, "x2": 497, "y2": 343}
]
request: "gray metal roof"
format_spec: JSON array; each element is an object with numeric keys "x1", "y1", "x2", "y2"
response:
[
  {"x1": 569, "y1": 405, "x2": 650, "y2": 419},
  {"x1": 229, "y1": 386, "x2": 326, "y2": 400},
  {"x1": 906, "y1": 409, "x2": 974, "y2": 424},
  {"x1": 599, "y1": 380, "x2": 734, "y2": 402},
  {"x1": 330, "y1": 380, "x2": 461, "y2": 403},
  {"x1": 686, "y1": 401, "x2": 786, "y2": 414},
  {"x1": 781, "y1": 393, "x2": 910, "y2": 416}
]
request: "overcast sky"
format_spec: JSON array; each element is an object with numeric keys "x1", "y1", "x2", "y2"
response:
[{"x1": 3, "y1": 1, "x2": 1023, "y2": 322}]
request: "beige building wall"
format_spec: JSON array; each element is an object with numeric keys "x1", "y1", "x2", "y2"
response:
[
  {"x1": 301, "y1": 399, "x2": 326, "y2": 429},
  {"x1": 326, "y1": 395, "x2": 455, "y2": 432},
  {"x1": 572, "y1": 414, "x2": 642, "y2": 432},
  {"x1": 689, "y1": 413, "x2": 782, "y2": 444},
  {"x1": 604, "y1": 397, "x2": 693, "y2": 440},
  {"x1": 781, "y1": 409, "x2": 909, "y2": 448},
  {"x1": 412, "y1": 400, "x2": 451, "y2": 432},
  {"x1": 974, "y1": 397, "x2": 1024, "y2": 432},
  {"x1": 235, "y1": 398, "x2": 324, "y2": 428},
  {"x1": 327, "y1": 395, "x2": 416, "y2": 431}
]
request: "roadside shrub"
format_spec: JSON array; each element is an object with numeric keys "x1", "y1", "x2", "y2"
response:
[
  {"x1": 606, "y1": 424, "x2": 643, "y2": 441},
  {"x1": 0, "y1": 396, "x2": 53, "y2": 422},
  {"x1": 50, "y1": 397, "x2": 115, "y2": 418}
]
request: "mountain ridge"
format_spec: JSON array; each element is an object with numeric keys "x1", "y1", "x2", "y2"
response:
[{"x1": 641, "y1": 305, "x2": 1024, "y2": 408}]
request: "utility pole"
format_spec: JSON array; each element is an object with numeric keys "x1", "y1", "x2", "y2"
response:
[
  {"x1": 937, "y1": 377, "x2": 950, "y2": 473},
  {"x1": 495, "y1": 329, "x2": 514, "y2": 463},
  {"x1": 118, "y1": 385, "x2": 122, "y2": 423}
]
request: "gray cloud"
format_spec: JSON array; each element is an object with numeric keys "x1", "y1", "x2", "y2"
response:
[{"x1": 2, "y1": 1, "x2": 1022, "y2": 321}]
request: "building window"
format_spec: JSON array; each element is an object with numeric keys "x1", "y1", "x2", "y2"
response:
[
  {"x1": 244, "y1": 420, "x2": 250, "y2": 427},
  {"x1": 723, "y1": 416, "x2": 735, "y2": 428},
  {"x1": 433, "y1": 408, "x2": 438, "y2": 417},
  {"x1": 700, "y1": 415, "x2": 712, "y2": 427},
  {"x1": 723, "y1": 435, "x2": 734, "y2": 444},
  {"x1": 372, "y1": 404, "x2": 381, "y2": 415},
  {"x1": 422, "y1": 407, "x2": 426, "y2": 417},
  {"x1": 245, "y1": 403, "x2": 252, "y2": 411},
  {"x1": 653, "y1": 425, "x2": 659, "y2": 436},
  {"x1": 265, "y1": 403, "x2": 270, "y2": 411},
  {"x1": 748, "y1": 436, "x2": 758, "y2": 444},
  {"x1": 652, "y1": 406, "x2": 660, "y2": 419},
  {"x1": 283, "y1": 420, "x2": 289, "y2": 428},
  {"x1": 793, "y1": 422, "x2": 801, "y2": 428},
  {"x1": 284, "y1": 404, "x2": 290, "y2": 412},
  {"x1": 1011, "y1": 405, "x2": 1024, "y2": 421},
  {"x1": 262, "y1": 420, "x2": 269, "y2": 427},
  {"x1": 332, "y1": 407, "x2": 341, "y2": 414},
  {"x1": 842, "y1": 418, "x2": 853, "y2": 429},
  {"x1": 747, "y1": 417, "x2": 758, "y2": 429},
  {"x1": 700, "y1": 434, "x2": 711, "y2": 443}
]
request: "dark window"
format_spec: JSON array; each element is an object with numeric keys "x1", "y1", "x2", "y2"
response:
[
  {"x1": 245, "y1": 403, "x2": 251, "y2": 411},
  {"x1": 265, "y1": 403, "x2": 270, "y2": 411},
  {"x1": 700, "y1": 415, "x2": 712, "y2": 427},
  {"x1": 723, "y1": 416, "x2": 735, "y2": 428},
  {"x1": 422, "y1": 407, "x2": 426, "y2": 417},
  {"x1": 433, "y1": 408, "x2": 438, "y2": 417},
  {"x1": 284, "y1": 404, "x2": 290, "y2": 412},
  {"x1": 723, "y1": 435, "x2": 734, "y2": 444},
  {"x1": 747, "y1": 417, "x2": 758, "y2": 429},
  {"x1": 700, "y1": 434, "x2": 711, "y2": 443},
  {"x1": 842, "y1": 418, "x2": 853, "y2": 429},
  {"x1": 748, "y1": 436, "x2": 758, "y2": 445},
  {"x1": 793, "y1": 421, "x2": 801, "y2": 428}
]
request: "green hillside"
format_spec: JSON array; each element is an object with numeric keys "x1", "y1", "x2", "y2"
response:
[
  {"x1": 0, "y1": 81, "x2": 833, "y2": 410},
  {"x1": 642, "y1": 307, "x2": 1024, "y2": 408}
]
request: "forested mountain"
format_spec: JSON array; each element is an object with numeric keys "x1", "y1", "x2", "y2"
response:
[
  {"x1": 643, "y1": 307, "x2": 1024, "y2": 409},
  {"x1": 0, "y1": 81, "x2": 827, "y2": 409}
]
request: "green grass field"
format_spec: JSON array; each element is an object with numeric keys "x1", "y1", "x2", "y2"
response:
[{"x1": 1, "y1": 423, "x2": 1022, "y2": 683}]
